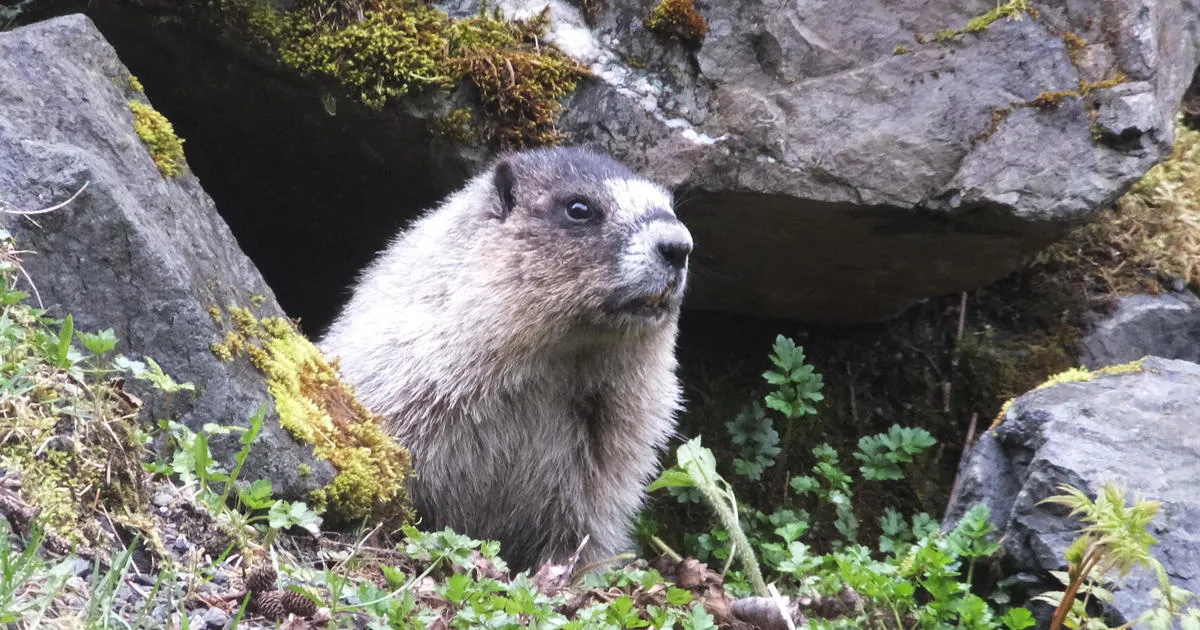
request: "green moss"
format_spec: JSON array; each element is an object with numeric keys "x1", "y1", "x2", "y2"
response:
[
  {"x1": 933, "y1": 28, "x2": 959, "y2": 42},
  {"x1": 974, "y1": 73, "x2": 1128, "y2": 145},
  {"x1": 246, "y1": 0, "x2": 587, "y2": 149},
  {"x1": 128, "y1": 73, "x2": 144, "y2": 94},
  {"x1": 963, "y1": 0, "x2": 1028, "y2": 33},
  {"x1": 893, "y1": 45, "x2": 911, "y2": 55},
  {"x1": 128, "y1": 100, "x2": 186, "y2": 178},
  {"x1": 251, "y1": 0, "x2": 452, "y2": 110},
  {"x1": 435, "y1": 107, "x2": 477, "y2": 143},
  {"x1": 925, "y1": 0, "x2": 1029, "y2": 43},
  {"x1": 448, "y1": 8, "x2": 589, "y2": 148},
  {"x1": 0, "y1": 253, "x2": 152, "y2": 552},
  {"x1": 298, "y1": 463, "x2": 312, "y2": 477},
  {"x1": 249, "y1": 294, "x2": 267, "y2": 307},
  {"x1": 1062, "y1": 31, "x2": 1087, "y2": 65},
  {"x1": 644, "y1": 0, "x2": 708, "y2": 46},
  {"x1": 209, "y1": 305, "x2": 413, "y2": 524}
]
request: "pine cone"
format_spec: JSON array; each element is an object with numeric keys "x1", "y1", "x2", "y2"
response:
[
  {"x1": 252, "y1": 590, "x2": 285, "y2": 621},
  {"x1": 245, "y1": 562, "x2": 278, "y2": 594},
  {"x1": 281, "y1": 588, "x2": 319, "y2": 618}
]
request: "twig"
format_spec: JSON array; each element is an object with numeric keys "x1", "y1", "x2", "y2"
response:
[
  {"x1": 3, "y1": 181, "x2": 89, "y2": 215},
  {"x1": 846, "y1": 361, "x2": 858, "y2": 427},
  {"x1": 648, "y1": 535, "x2": 682, "y2": 563},
  {"x1": 942, "y1": 412, "x2": 979, "y2": 523},
  {"x1": 767, "y1": 583, "x2": 796, "y2": 630},
  {"x1": 956, "y1": 291, "x2": 968, "y2": 343}
]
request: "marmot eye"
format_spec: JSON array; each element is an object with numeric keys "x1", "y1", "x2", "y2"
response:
[{"x1": 565, "y1": 200, "x2": 594, "y2": 222}]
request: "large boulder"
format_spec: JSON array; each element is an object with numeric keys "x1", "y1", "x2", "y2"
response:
[
  {"x1": 0, "y1": 14, "x2": 335, "y2": 500},
  {"x1": 534, "y1": 0, "x2": 1200, "y2": 322},
  {"x1": 943, "y1": 357, "x2": 1200, "y2": 624},
  {"x1": 1079, "y1": 291, "x2": 1200, "y2": 368},
  {"x1": 13, "y1": 0, "x2": 1200, "y2": 327}
]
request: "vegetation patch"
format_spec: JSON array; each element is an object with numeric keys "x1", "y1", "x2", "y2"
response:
[
  {"x1": 0, "y1": 262, "x2": 150, "y2": 554},
  {"x1": 644, "y1": 0, "x2": 709, "y2": 46},
  {"x1": 127, "y1": 100, "x2": 186, "y2": 177},
  {"x1": 648, "y1": 335, "x2": 1199, "y2": 627},
  {"x1": 246, "y1": 0, "x2": 588, "y2": 149},
  {"x1": 1030, "y1": 73, "x2": 1128, "y2": 108},
  {"x1": 209, "y1": 304, "x2": 413, "y2": 524}
]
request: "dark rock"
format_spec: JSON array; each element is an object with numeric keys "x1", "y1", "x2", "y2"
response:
[
  {"x1": 944, "y1": 357, "x2": 1200, "y2": 625},
  {"x1": 1079, "y1": 291, "x2": 1200, "y2": 368},
  {"x1": 202, "y1": 606, "x2": 231, "y2": 629},
  {"x1": 0, "y1": 14, "x2": 335, "y2": 499}
]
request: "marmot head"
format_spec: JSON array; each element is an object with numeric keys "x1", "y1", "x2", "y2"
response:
[{"x1": 482, "y1": 146, "x2": 693, "y2": 335}]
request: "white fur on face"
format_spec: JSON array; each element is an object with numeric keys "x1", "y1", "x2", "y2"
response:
[
  {"x1": 604, "y1": 178, "x2": 693, "y2": 290},
  {"x1": 604, "y1": 178, "x2": 675, "y2": 220}
]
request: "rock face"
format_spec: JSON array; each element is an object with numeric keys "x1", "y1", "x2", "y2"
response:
[
  {"x1": 944, "y1": 357, "x2": 1200, "y2": 624},
  {"x1": 14, "y1": 0, "x2": 1200, "y2": 327},
  {"x1": 0, "y1": 14, "x2": 335, "y2": 499},
  {"x1": 1079, "y1": 291, "x2": 1200, "y2": 368},
  {"x1": 528, "y1": 0, "x2": 1200, "y2": 322}
]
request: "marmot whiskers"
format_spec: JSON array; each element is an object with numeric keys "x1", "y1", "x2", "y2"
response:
[{"x1": 320, "y1": 146, "x2": 693, "y2": 571}]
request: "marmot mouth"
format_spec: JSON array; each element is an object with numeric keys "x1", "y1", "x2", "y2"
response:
[{"x1": 619, "y1": 281, "x2": 678, "y2": 317}]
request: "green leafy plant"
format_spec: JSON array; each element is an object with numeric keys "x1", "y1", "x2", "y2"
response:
[
  {"x1": 650, "y1": 335, "x2": 1034, "y2": 626},
  {"x1": 149, "y1": 412, "x2": 323, "y2": 538}
]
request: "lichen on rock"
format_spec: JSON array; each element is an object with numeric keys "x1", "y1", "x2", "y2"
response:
[
  {"x1": 209, "y1": 305, "x2": 412, "y2": 524},
  {"x1": 128, "y1": 100, "x2": 186, "y2": 177}
]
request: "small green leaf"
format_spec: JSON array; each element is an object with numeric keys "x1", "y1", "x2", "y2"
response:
[
  {"x1": 238, "y1": 479, "x2": 275, "y2": 510},
  {"x1": 681, "y1": 603, "x2": 718, "y2": 630},
  {"x1": 1000, "y1": 607, "x2": 1036, "y2": 630},
  {"x1": 647, "y1": 467, "x2": 695, "y2": 492},
  {"x1": 665, "y1": 587, "x2": 693, "y2": 606},
  {"x1": 193, "y1": 433, "x2": 211, "y2": 487},
  {"x1": 76, "y1": 328, "x2": 117, "y2": 355},
  {"x1": 53, "y1": 314, "x2": 74, "y2": 366}
]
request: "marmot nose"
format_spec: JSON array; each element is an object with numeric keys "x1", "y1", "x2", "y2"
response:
[{"x1": 657, "y1": 240, "x2": 692, "y2": 270}]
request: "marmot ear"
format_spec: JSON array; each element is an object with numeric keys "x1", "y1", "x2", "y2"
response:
[{"x1": 493, "y1": 159, "x2": 516, "y2": 221}]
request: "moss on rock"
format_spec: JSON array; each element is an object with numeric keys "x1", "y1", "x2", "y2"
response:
[
  {"x1": 990, "y1": 358, "x2": 1146, "y2": 428},
  {"x1": 928, "y1": 0, "x2": 1029, "y2": 43},
  {"x1": 447, "y1": 7, "x2": 588, "y2": 147},
  {"x1": 644, "y1": 0, "x2": 708, "y2": 46},
  {"x1": 209, "y1": 305, "x2": 412, "y2": 524},
  {"x1": 250, "y1": 0, "x2": 453, "y2": 109},
  {"x1": 128, "y1": 100, "x2": 186, "y2": 177},
  {"x1": 244, "y1": 0, "x2": 587, "y2": 149}
]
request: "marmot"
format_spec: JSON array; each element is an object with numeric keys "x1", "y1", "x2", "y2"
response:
[{"x1": 319, "y1": 146, "x2": 693, "y2": 571}]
